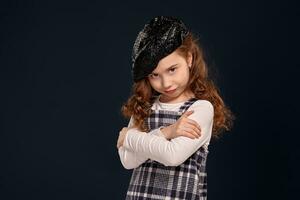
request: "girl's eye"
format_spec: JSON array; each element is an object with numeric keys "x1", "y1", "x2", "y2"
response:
[
  {"x1": 169, "y1": 68, "x2": 176, "y2": 73},
  {"x1": 149, "y1": 74, "x2": 159, "y2": 79}
]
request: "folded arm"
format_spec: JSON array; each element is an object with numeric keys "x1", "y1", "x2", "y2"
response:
[
  {"x1": 118, "y1": 117, "x2": 165, "y2": 169},
  {"x1": 123, "y1": 100, "x2": 214, "y2": 167}
]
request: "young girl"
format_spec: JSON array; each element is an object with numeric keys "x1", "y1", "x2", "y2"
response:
[{"x1": 117, "y1": 16, "x2": 234, "y2": 200}]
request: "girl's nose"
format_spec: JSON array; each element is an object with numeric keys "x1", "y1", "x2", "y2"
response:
[{"x1": 161, "y1": 77, "x2": 172, "y2": 89}]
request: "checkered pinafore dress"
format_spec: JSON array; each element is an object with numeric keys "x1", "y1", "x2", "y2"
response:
[{"x1": 126, "y1": 97, "x2": 209, "y2": 200}]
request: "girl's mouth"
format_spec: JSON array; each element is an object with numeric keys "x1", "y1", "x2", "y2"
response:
[{"x1": 165, "y1": 89, "x2": 176, "y2": 94}]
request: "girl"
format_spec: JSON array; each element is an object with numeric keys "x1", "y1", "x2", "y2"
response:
[{"x1": 117, "y1": 16, "x2": 234, "y2": 200}]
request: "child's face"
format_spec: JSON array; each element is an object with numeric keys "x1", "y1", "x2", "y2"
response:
[{"x1": 147, "y1": 49, "x2": 193, "y2": 103}]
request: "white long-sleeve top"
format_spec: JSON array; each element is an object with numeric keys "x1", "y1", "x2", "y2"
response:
[{"x1": 118, "y1": 96, "x2": 214, "y2": 169}]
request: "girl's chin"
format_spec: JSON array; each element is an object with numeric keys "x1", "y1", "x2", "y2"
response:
[{"x1": 160, "y1": 91, "x2": 180, "y2": 100}]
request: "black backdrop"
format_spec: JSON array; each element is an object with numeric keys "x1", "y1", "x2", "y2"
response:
[{"x1": 1, "y1": 0, "x2": 299, "y2": 200}]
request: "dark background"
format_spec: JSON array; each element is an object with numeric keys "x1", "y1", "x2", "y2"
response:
[{"x1": 1, "y1": 0, "x2": 299, "y2": 199}]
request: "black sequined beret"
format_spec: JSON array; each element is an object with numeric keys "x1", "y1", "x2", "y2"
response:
[{"x1": 131, "y1": 16, "x2": 189, "y2": 82}]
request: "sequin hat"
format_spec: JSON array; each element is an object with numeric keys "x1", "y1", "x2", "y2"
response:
[{"x1": 131, "y1": 16, "x2": 189, "y2": 82}]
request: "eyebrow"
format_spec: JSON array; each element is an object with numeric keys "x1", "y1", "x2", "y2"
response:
[{"x1": 151, "y1": 64, "x2": 178, "y2": 75}]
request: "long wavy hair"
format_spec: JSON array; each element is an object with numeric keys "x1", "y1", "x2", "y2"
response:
[{"x1": 121, "y1": 32, "x2": 235, "y2": 139}]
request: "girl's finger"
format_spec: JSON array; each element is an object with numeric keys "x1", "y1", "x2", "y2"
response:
[
  {"x1": 183, "y1": 123, "x2": 201, "y2": 136},
  {"x1": 185, "y1": 119, "x2": 201, "y2": 132},
  {"x1": 182, "y1": 126, "x2": 200, "y2": 138},
  {"x1": 182, "y1": 129, "x2": 198, "y2": 139},
  {"x1": 182, "y1": 122, "x2": 201, "y2": 137}
]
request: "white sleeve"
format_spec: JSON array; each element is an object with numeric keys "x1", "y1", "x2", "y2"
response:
[
  {"x1": 123, "y1": 100, "x2": 214, "y2": 167},
  {"x1": 118, "y1": 116, "x2": 165, "y2": 170}
]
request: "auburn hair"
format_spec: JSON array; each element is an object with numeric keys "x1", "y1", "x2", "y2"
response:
[{"x1": 121, "y1": 32, "x2": 235, "y2": 139}]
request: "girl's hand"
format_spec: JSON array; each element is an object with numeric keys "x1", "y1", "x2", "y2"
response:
[
  {"x1": 117, "y1": 127, "x2": 129, "y2": 149},
  {"x1": 160, "y1": 110, "x2": 201, "y2": 140}
]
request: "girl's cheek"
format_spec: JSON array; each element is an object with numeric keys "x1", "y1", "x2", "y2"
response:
[{"x1": 151, "y1": 82, "x2": 161, "y2": 90}]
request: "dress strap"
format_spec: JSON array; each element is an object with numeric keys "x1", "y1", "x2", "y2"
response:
[{"x1": 178, "y1": 97, "x2": 198, "y2": 113}]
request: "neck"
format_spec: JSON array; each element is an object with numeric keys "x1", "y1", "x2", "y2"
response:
[{"x1": 159, "y1": 90, "x2": 195, "y2": 104}]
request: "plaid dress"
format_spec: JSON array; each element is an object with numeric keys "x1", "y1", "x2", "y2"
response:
[{"x1": 126, "y1": 97, "x2": 209, "y2": 200}]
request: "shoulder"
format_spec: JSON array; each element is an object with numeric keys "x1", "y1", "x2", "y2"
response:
[
  {"x1": 189, "y1": 99, "x2": 214, "y2": 116},
  {"x1": 191, "y1": 99, "x2": 214, "y2": 110}
]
